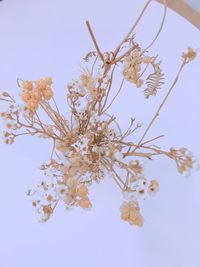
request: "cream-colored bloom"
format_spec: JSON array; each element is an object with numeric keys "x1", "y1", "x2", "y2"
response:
[
  {"x1": 22, "y1": 81, "x2": 33, "y2": 91},
  {"x1": 21, "y1": 78, "x2": 54, "y2": 112},
  {"x1": 79, "y1": 197, "x2": 91, "y2": 209},
  {"x1": 56, "y1": 183, "x2": 67, "y2": 200},
  {"x1": 148, "y1": 180, "x2": 159, "y2": 196},
  {"x1": 72, "y1": 135, "x2": 89, "y2": 155},
  {"x1": 42, "y1": 88, "x2": 53, "y2": 100},
  {"x1": 182, "y1": 47, "x2": 197, "y2": 62},
  {"x1": 77, "y1": 184, "x2": 88, "y2": 198},
  {"x1": 80, "y1": 73, "x2": 95, "y2": 90},
  {"x1": 170, "y1": 147, "x2": 197, "y2": 175},
  {"x1": 42, "y1": 205, "x2": 53, "y2": 222},
  {"x1": 128, "y1": 178, "x2": 149, "y2": 200},
  {"x1": 122, "y1": 51, "x2": 142, "y2": 85},
  {"x1": 129, "y1": 160, "x2": 143, "y2": 174},
  {"x1": 120, "y1": 201, "x2": 143, "y2": 227},
  {"x1": 56, "y1": 141, "x2": 69, "y2": 153}
]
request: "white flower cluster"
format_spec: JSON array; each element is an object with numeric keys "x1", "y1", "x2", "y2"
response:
[{"x1": 123, "y1": 178, "x2": 159, "y2": 201}]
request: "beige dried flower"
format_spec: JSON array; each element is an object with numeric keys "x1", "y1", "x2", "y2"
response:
[
  {"x1": 2, "y1": 92, "x2": 10, "y2": 97},
  {"x1": 148, "y1": 180, "x2": 159, "y2": 196},
  {"x1": 182, "y1": 47, "x2": 197, "y2": 62},
  {"x1": 77, "y1": 184, "x2": 88, "y2": 198},
  {"x1": 169, "y1": 147, "x2": 197, "y2": 176},
  {"x1": 122, "y1": 51, "x2": 143, "y2": 86},
  {"x1": 120, "y1": 201, "x2": 143, "y2": 227},
  {"x1": 21, "y1": 77, "x2": 54, "y2": 112},
  {"x1": 22, "y1": 80, "x2": 33, "y2": 91},
  {"x1": 79, "y1": 197, "x2": 91, "y2": 209}
]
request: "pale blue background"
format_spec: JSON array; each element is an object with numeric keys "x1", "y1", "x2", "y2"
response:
[{"x1": 0, "y1": 1, "x2": 200, "y2": 267}]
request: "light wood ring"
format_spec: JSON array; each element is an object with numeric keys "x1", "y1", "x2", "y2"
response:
[{"x1": 156, "y1": 0, "x2": 200, "y2": 30}]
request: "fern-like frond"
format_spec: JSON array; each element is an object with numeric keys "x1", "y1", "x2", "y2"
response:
[{"x1": 144, "y1": 57, "x2": 165, "y2": 99}]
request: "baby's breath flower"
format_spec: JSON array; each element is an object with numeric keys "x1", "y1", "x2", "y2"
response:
[
  {"x1": 4, "y1": 132, "x2": 15, "y2": 144},
  {"x1": 56, "y1": 183, "x2": 68, "y2": 200},
  {"x1": 128, "y1": 178, "x2": 149, "y2": 200},
  {"x1": 170, "y1": 147, "x2": 197, "y2": 175},
  {"x1": 42, "y1": 205, "x2": 53, "y2": 222},
  {"x1": 182, "y1": 47, "x2": 197, "y2": 62},
  {"x1": 128, "y1": 160, "x2": 143, "y2": 174},
  {"x1": 2, "y1": 92, "x2": 10, "y2": 97},
  {"x1": 148, "y1": 180, "x2": 159, "y2": 196},
  {"x1": 80, "y1": 73, "x2": 95, "y2": 91}
]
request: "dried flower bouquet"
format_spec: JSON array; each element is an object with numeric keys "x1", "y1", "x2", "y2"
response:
[{"x1": 0, "y1": 0, "x2": 199, "y2": 226}]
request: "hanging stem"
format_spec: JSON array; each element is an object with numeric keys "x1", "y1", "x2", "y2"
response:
[
  {"x1": 129, "y1": 59, "x2": 187, "y2": 154},
  {"x1": 86, "y1": 21, "x2": 104, "y2": 62}
]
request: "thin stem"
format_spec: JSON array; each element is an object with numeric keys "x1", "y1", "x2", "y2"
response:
[
  {"x1": 35, "y1": 111, "x2": 46, "y2": 132},
  {"x1": 91, "y1": 55, "x2": 98, "y2": 75},
  {"x1": 52, "y1": 97, "x2": 61, "y2": 116},
  {"x1": 101, "y1": 65, "x2": 116, "y2": 112},
  {"x1": 131, "y1": 60, "x2": 186, "y2": 153},
  {"x1": 0, "y1": 97, "x2": 12, "y2": 103},
  {"x1": 103, "y1": 78, "x2": 125, "y2": 113},
  {"x1": 86, "y1": 21, "x2": 104, "y2": 62},
  {"x1": 50, "y1": 139, "x2": 56, "y2": 160},
  {"x1": 112, "y1": 43, "x2": 139, "y2": 64},
  {"x1": 103, "y1": 158, "x2": 125, "y2": 186},
  {"x1": 102, "y1": 160, "x2": 123, "y2": 190},
  {"x1": 141, "y1": 0, "x2": 167, "y2": 54},
  {"x1": 140, "y1": 134, "x2": 164, "y2": 146},
  {"x1": 113, "y1": 0, "x2": 152, "y2": 58},
  {"x1": 122, "y1": 120, "x2": 134, "y2": 139}
]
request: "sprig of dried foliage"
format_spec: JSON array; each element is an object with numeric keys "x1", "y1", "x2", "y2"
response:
[{"x1": 0, "y1": 1, "x2": 199, "y2": 226}]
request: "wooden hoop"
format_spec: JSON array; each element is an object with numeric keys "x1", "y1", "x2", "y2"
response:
[{"x1": 156, "y1": 0, "x2": 200, "y2": 30}]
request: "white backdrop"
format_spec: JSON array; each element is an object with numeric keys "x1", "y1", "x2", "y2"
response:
[{"x1": 0, "y1": 0, "x2": 200, "y2": 266}]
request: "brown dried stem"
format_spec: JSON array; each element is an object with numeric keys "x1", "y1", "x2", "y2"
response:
[
  {"x1": 126, "y1": 59, "x2": 187, "y2": 155},
  {"x1": 86, "y1": 20, "x2": 104, "y2": 62}
]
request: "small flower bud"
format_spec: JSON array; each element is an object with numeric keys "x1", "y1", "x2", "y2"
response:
[{"x1": 2, "y1": 92, "x2": 10, "y2": 97}]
